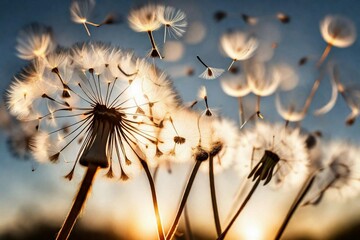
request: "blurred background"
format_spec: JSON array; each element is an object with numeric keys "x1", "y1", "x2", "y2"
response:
[{"x1": 1, "y1": 0, "x2": 360, "y2": 239}]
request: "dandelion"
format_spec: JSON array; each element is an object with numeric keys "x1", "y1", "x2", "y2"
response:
[
  {"x1": 275, "y1": 140, "x2": 360, "y2": 240},
  {"x1": 165, "y1": 88, "x2": 238, "y2": 239},
  {"x1": 197, "y1": 56, "x2": 224, "y2": 80},
  {"x1": 16, "y1": 23, "x2": 56, "y2": 60},
  {"x1": 246, "y1": 61, "x2": 281, "y2": 117},
  {"x1": 128, "y1": 4, "x2": 163, "y2": 58},
  {"x1": 220, "y1": 72, "x2": 251, "y2": 125},
  {"x1": 0, "y1": 102, "x2": 36, "y2": 160},
  {"x1": 330, "y1": 63, "x2": 360, "y2": 125},
  {"x1": 219, "y1": 122, "x2": 308, "y2": 239},
  {"x1": 275, "y1": 93, "x2": 305, "y2": 122},
  {"x1": 8, "y1": 42, "x2": 180, "y2": 240},
  {"x1": 307, "y1": 141, "x2": 360, "y2": 204},
  {"x1": 220, "y1": 30, "x2": 258, "y2": 70},
  {"x1": 157, "y1": 6, "x2": 187, "y2": 43},
  {"x1": 319, "y1": 15, "x2": 356, "y2": 66},
  {"x1": 70, "y1": 0, "x2": 114, "y2": 36}
]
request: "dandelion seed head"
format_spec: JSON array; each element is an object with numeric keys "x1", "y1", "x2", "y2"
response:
[
  {"x1": 157, "y1": 6, "x2": 187, "y2": 42},
  {"x1": 220, "y1": 31, "x2": 259, "y2": 61},
  {"x1": 237, "y1": 121, "x2": 309, "y2": 187},
  {"x1": 220, "y1": 72, "x2": 251, "y2": 97},
  {"x1": 306, "y1": 141, "x2": 360, "y2": 203},
  {"x1": 128, "y1": 4, "x2": 162, "y2": 32},
  {"x1": 70, "y1": 0, "x2": 95, "y2": 24},
  {"x1": 152, "y1": 108, "x2": 201, "y2": 164},
  {"x1": 200, "y1": 118, "x2": 239, "y2": 174},
  {"x1": 16, "y1": 23, "x2": 56, "y2": 60},
  {"x1": 246, "y1": 61, "x2": 281, "y2": 96},
  {"x1": 320, "y1": 15, "x2": 356, "y2": 48},
  {"x1": 8, "y1": 42, "x2": 180, "y2": 180}
]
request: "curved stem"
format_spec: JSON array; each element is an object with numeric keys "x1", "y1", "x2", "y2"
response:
[
  {"x1": 166, "y1": 160, "x2": 202, "y2": 240},
  {"x1": 209, "y1": 155, "x2": 222, "y2": 237},
  {"x1": 218, "y1": 178, "x2": 261, "y2": 240},
  {"x1": 274, "y1": 174, "x2": 316, "y2": 240},
  {"x1": 140, "y1": 160, "x2": 165, "y2": 240},
  {"x1": 56, "y1": 164, "x2": 98, "y2": 240}
]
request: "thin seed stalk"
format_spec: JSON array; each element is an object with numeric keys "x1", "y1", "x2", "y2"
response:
[
  {"x1": 238, "y1": 96, "x2": 245, "y2": 126},
  {"x1": 209, "y1": 155, "x2": 222, "y2": 237},
  {"x1": 184, "y1": 205, "x2": 194, "y2": 240},
  {"x1": 56, "y1": 164, "x2": 98, "y2": 240},
  {"x1": 140, "y1": 160, "x2": 165, "y2": 240},
  {"x1": 274, "y1": 174, "x2": 316, "y2": 240},
  {"x1": 218, "y1": 178, "x2": 261, "y2": 240},
  {"x1": 166, "y1": 160, "x2": 202, "y2": 240},
  {"x1": 317, "y1": 43, "x2": 332, "y2": 68}
]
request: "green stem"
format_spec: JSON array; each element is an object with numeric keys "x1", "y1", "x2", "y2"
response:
[
  {"x1": 274, "y1": 174, "x2": 316, "y2": 240},
  {"x1": 140, "y1": 160, "x2": 165, "y2": 240},
  {"x1": 209, "y1": 155, "x2": 222, "y2": 237},
  {"x1": 218, "y1": 178, "x2": 261, "y2": 240},
  {"x1": 166, "y1": 160, "x2": 202, "y2": 240},
  {"x1": 56, "y1": 164, "x2": 98, "y2": 240}
]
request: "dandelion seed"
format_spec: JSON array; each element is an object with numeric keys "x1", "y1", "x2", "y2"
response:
[
  {"x1": 157, "y1": 6, "x2": 187, "y2": 43},
  {"x1": 70, "y1": 0, "x2": 112, "y2": 36},
  {"x1": 246, "y1": 61, "x2": 281, "y2": 116},
  {"x1": 128, "y1": 4, "x2": 163, "y2": 58},
  {"x1": 241, "y1": 14, "x2": 258, "y2": 25},
  {"x1": 318, "y1": 15, "x2": 356, "y2": 66},
  {"x1": 214, "y1": 11, "x2": 227, "y2": 22},
  {"x1": 298, "y1": 56, "x2": 308, "y2": 66},
  {"x1": 247, "y1": 61, "x2": 281, "y2": 97},
  {"x1": 197, "y1": 56, "x2": 224, "y2": 80},
  {"x1": 16, "y1": 23, "x2": 56, "y2": 60},
  {"x1": 220, "y1": 30, "x2": 258, "y2": 70},
  {"x1": 276, "y1": 12, "x2": 290, "y2": 24},
  {"x1": 275, "y1": 94, "x2": 305, "y2": 122},
  {"x1": 220, "y1": 72, "x2": 251, "y2": 125},
  {"x1": 220, "y1": 72, "x2": 250, "y2": 98}
]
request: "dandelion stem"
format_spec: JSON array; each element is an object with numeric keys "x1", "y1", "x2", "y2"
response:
[
  {"x1": 56, "y1": 164, "x2": 98, "y2": 240},
  {"x1": 238, "y1": 96, "x2": 245, "y2": 126},
  {"x1": 224, "y1": 178, "x2": 248, "y2": 224},
  {"x1": 209, "y1": 155, "x2": 222, "y2": 237},
  {"x1": 82, "y1": 23, "x2": 91, "y2": 36},
  {"x1": 301, "y1": 72, "x2": 325, "y2": 117},
  {"x1": 274, "y1": 174, "x2": 316, "y2": 240},
  {"x1": 140, "y1": 159, "x2": 165, "y2": 240},
  {"x1": 227, "y1": 59, "x2": 236, "y2": 71},
  {"x1": 196, "y1": 56, "x2": 209, "y2": 68},
  {"x1": 166, "y1": 160, "x2": 202, "y2": 240},
  {"x1": 147, "y1": 31, "x2": 162, "y2": 58},
  {"x1": 218, "y1": 178, "x2": 261, "y2": 240},
  {"x1": 317, "y1": 43, "x2": 332, "y2": 68},
  {"x1": 184, "y1": 205, "x2": 194, "y2": 240},
  {"x1": 256, "y1": 95, "x2": 261, "y2": 114}
]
